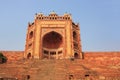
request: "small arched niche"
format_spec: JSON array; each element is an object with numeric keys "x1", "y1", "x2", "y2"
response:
[
  {"x1": 74, "y1": 53, "x2": 79, "y2": 59},
  {"x1": 27, "y1": 53, "x2": 32, "y2": 59},
  {"x1": 29, "y1": 31, "x2": 33, "y2": 39}
]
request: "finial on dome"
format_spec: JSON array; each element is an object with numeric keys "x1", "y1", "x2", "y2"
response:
[
  {"x1": 64, "y1": 12, "x2": 71, "y2": 16},
  {"x1": 64, "y1": 12, "x2": 68, "y2": 15},
  {"x1": 50, "y1": 11, "x2": 56, "y2": 14},
  {"x1": 49, "y1": 11, "x2": 58, "y2": 16}
]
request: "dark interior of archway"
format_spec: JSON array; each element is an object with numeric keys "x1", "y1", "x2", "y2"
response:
[
  {"x1": 27, "y1": 53, "x2": 31, "y2": 59},
  {"x1": 74, "y1": 53, "x2": 79, "y2": 58},
  {"x1": 43, "y1": 31, "x2": 63, "y2": 49},
  {"x1": 29, "y1": 31, "x2": 33, "y2": 39},
  {"x1": 73, "y1": 31, "x2": 77, "y2": 39}
]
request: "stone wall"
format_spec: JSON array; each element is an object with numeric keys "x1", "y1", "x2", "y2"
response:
[
  {"x1": 0, "y1": 51, "x2": 120, "y2": 64},
  {"x1": 0, "y1": 51, "x2": 24, "y2": 62},
  {"x1": 84, "y1": 52, "x2": 120, "y2": 66}
]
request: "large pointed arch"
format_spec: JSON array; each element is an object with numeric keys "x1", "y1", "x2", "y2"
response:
[{"x1": 42, "y1": 31, "x2": 63, "y2": 49}]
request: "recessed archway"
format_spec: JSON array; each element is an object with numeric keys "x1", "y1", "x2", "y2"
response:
[
  {"x1": 42, "y1": 31, "x2": 63, "y2": 59},
  {"x1": 42, "y1": 31, "x2": 63, "y2": 49},
  {"x1": 74, "y1": 53, "x2": 79, "y2": 59},
  {"x1": 27, "y1": 53, "x2": 32, "y2": 59}
]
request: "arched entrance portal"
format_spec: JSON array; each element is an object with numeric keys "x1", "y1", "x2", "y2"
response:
[{"x1": 42, "y1": 31, "x2": 63, "y2": 59}]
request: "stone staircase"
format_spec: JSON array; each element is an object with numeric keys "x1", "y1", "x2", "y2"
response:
[
  {"x1": 0, "y1": 59, "x2": 120, "y2": 80},
  {"x1": 18, "y1": 59, "x2": 68, "y2": 80}
]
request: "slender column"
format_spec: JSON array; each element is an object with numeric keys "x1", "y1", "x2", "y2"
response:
[
  {"x1": 49, "y1": 51, "x2": 50, "y2": 59},
  {"x1": 56, "y1": 51, "x2": 58, "y2": 59}
]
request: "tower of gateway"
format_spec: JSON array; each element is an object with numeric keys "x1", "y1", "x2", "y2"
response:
[{"x1": 24, "y1": 12, "x2": 83, "y2": 59}]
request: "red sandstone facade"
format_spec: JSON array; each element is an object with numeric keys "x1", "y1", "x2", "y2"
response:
[{"x1": 24, "y1": 12, "x2": 82, "y2": 59}]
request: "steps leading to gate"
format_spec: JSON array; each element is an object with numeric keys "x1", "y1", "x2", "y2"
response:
[{"x1": 0, "y1": 59, "x2": 120, "y2": 80}]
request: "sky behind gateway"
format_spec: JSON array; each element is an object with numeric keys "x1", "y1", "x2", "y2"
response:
[{"x1": 0, "y1": 0, "x2": 120, "y2": 51}]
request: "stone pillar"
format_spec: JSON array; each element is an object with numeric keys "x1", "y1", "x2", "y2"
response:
[
  {"x1": 48, "y1": 51, "x2": 50, "y2": 59},
  {"x1": 56, "y1": 51, "x2": 58, "y2": 59}
]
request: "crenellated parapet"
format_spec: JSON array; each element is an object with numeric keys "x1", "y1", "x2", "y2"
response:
[{"x1": 35, "y1": 12, "x2": 72, "y2": 20}]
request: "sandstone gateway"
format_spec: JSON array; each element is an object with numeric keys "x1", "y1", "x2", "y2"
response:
[
  {"x1": 0, "y1": 12, "x2": 120, "y2": 80},
  {"x1": 24, "y1": 12, "x2": 82, "y2": 59}
]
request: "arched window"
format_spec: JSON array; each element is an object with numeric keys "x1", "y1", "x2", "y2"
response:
[
  {"x1": 50, "y1": 52, "x2": 56, "y2": 55},
  {"x1": 74, "y1": 53, "x2": 79, "y2": 59},
  {"x1": 58, "y1": 51, "x2": 62, "y2": 54},
  {"x1": 27, "y1": 53, "x2": 31, "y2": 59},
  {"x1": 29, "y1": 31, "x2": 33, "y2": 39},
  {"x1": 43, "y1": 50, "x2": 49, "y2": 55},
  {"x1": 73, "y1": 31, "x2": 77, "y2": 40}
]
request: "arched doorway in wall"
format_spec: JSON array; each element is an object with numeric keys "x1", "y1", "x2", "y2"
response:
[
  {"x1": 74, "y1": 53, "x2": 79, "y2": 59},
  {"x1": 27, "y1": 53, "x2": 32, "y2": 59},
  {"x1": 42, "y1": 31, "x2": 63, "y2": 59}
]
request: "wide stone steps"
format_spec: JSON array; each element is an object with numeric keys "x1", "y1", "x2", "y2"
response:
[{"x1": 0, "y1": 59, "x2": 120, "y2": 80}]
